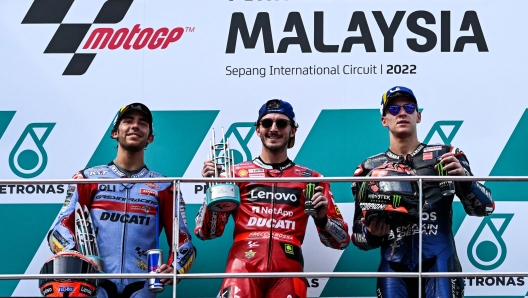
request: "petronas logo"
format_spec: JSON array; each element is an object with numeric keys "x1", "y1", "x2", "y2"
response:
[
  {"x1": 468, "y1": 214, "x2": 513, "y2": 270},
  {"x1": 223, "y1": 122, "x2": 256, "y2": 164},
  {"x1": 9, "y1": 123, "x2": 55, "y2": 178},
  {"x1": 392, "y1": 195, "x2": 401, "y2": 207},
  {"x1": 423, "y1": 120, "x2": 463, "y2": 145}
]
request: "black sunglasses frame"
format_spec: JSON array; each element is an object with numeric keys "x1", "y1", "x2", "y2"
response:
[{"x1": 260, "y1": 118, "x2": 291, "y2": 129}]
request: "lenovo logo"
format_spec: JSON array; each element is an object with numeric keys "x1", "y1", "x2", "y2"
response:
[{"x1": 246, "y1": 186, "x2": 301, "y2": 207}]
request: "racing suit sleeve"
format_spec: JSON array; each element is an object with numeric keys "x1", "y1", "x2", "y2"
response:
[
  {"x1": 47, "y1": 171, "x2": 95, "y2": 253},
  {"x1": 350, "y1": 164, "x2": 385, "y2": 251},
  {"x1": 159, "y1": 185, "x2": 196, "y2": 274},
  {"x1": 313, "y1": 179, "x2": 350, "y2": 250},
  {"x1": 194, "y1": 199, "x2": 231, "y2": 240},
  {"x1": 453, "y1": 149, "x2": 495, "y2": 216}
]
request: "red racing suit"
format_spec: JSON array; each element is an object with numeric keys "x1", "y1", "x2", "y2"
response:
[{"x1": 195, "y1": 158, "x2": 350, "y2": 298}]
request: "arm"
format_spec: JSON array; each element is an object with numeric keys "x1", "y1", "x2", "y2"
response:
[
  {"x1": 310, "y1": 177, "x2": 350, "y2": 250},
  {"x1": 159, "y1": 186, "x2": 196, "y2": 285},
  {"x1": 194, "y1": 201, "x2": 231, "y2": 240},
  {"x1": 47, "y1": 171, "x2": 92, "y2": 253},
  {"x1": 194, "y1": 160, "x2": 232, "y2": 240},
  {"x1": 438, "y1": 149, "x2": 495, "y2": 217},
  {"x1": 350, "y1": 164, "x2": 387, "y2": 251}
]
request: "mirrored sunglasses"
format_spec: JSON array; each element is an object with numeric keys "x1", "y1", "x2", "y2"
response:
[{"x1": 387, "y1": 103, "x2": 417, "y2": 116}]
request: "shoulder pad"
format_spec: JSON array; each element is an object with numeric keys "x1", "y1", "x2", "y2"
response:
[
  {"x1": 361, "y1": 153, "x2": 389, "y2": 171},
  {"x1": 294, "y1": 164, "x2": 315, "y2": 177}
]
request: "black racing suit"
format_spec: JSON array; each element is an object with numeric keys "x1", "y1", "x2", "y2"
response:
[{"x1": 351, "y1": 144, "x2": 494, "y2": 298}]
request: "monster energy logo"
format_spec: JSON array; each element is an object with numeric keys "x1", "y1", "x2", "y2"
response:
[
  {"x1": 393, "y1": 195, "x2": 401, "y2": 207},
  {"x1": 358, "y1": 182, "x2": 367, "y2": 201},
  {"x1": 306, "y1": 183, "x2": 316, "y2": 199},
  {"x1": 437, "y1": 162, "x2": 448, "y2": 176}
]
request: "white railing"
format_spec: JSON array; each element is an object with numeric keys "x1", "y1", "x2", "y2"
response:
[{"x1": 0, "y1": 176, "x2": 523, "y2": 298}]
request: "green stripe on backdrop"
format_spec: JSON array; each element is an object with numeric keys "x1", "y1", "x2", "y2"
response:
[
  {"x1": 295, "y1": 109, "x2": 389, "y2": 204},
  {"x1": 0, "y1": 111, "x2": 15, "y2": 140},
  {"x1": 487, "y1": 109, "x2": 528, "y2": 201},
  {"x1": 86, "y1": 110, "x2": 219, "y2": 174},
  {"x1": 0, "y1": 204, "x2": 62, "y2": 297}
]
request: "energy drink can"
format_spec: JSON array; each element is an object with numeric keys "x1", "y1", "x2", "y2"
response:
[
  {"x1": 437, "y1": 158, "x2": 455, "y2": 196},
  {"x1": 305, "y1": 183, "x2": 318, "y2": 216},
  {"x1": 147, "y1": 249, "x2": 164, "y2": 293}
]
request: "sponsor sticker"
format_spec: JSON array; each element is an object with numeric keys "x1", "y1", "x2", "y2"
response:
[
  {"x1": 136, "y1": 259, "x2": 148, "y2": 271},
  {"x1": 284, "y1": 244, "x2": 294, "y2": 255},
  {"x1": 248, "y1": 241, "x2": 259, "y2": 248},
  {"x1": 145, "y1": 182, "x2": 160, "y2": 189},
  {"x1": 245, "y1": 250, "x2": 256, "y2": 258},
  {"x1": 238, "y1": 169, "x2": 248, "y2": 177},
  {"x1": 424, "y1": 146, "x2": 442, "y2": 152},
  {"x1": 89, "y1": 170, "x2": 108, "y2": 176},
  {"x1": 140, "y1": 188, "x2": 157, "y2": 196},
  {"x1": 249, "y1": 173, "x2": 265, "y2": 177},
  {"x1": 423, "y1": 152, "x2": 433, "y2": 160}
]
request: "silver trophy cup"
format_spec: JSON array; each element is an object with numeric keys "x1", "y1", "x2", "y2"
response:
[
  {"x1": 74, "y1": 202, "x2": 105, "y2": 272},
  {"x1": 205, "y1": 128, "x2": 241, "y2": 212}
]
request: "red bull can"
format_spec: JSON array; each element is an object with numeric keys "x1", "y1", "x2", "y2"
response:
[{"x1": 147, "y1": 249, "x2": 164, "y2": 293}]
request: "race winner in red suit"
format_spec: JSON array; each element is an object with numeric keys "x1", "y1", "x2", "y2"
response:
[
  {"x1": 351, "y1": 87, "x2": 494, "y2": 298},
  {"x1": 47, "y1": 103, "x2": 196, "y2": 298},
  {"x1": 195, "y1": 99, "x2": 350, "y2": 298}
]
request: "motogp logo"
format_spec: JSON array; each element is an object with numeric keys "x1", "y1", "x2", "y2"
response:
[{"x1": 22, "y1": 0, "x2": 191, "y2": 75}]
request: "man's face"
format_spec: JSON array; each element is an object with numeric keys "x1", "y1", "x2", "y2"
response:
[
  {"x1": 111, "y1": 110, "x2": 153, "y2": 152},
  {"x1": 256, "y1": 113, "x2": 296, "y2": 152},
  {"x1": 381, "y1": 97, "x2": 421, "y2": 138}
]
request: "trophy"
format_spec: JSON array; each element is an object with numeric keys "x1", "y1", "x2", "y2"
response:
[
  {"x1": 436, "y1": 158, "x2": 456, "y2": 196},
  {"x1": 205, "y1": 128, "x2": 241, "y2": 212},
  {"x1": 74, "y1": 202, "x2": 105, "y2": 272}
]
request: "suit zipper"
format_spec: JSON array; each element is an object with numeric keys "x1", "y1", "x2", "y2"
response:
[
  {"x1": 121, "y1": 187, "x2": 129, "y2": 282},
  {"x1": 267, "y1": 183, "x2": 276, "y2": 271}
]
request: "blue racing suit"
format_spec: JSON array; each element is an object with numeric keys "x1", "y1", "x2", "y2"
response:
[
  {"x1": 351, "y1": 144, "x2": 494, "y2": 298},
  {"x1": 48, "y1": 162, "x2": 196, "y2": 298}
]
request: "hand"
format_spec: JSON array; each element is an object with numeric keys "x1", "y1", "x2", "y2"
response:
[
  {"x1": 157, "y1": 264, "x2": 175, "y2": 285},
  {"x1": 308, "y1": 186, "x2": 328, "y2": 220},
  {"x1": 202, "y1": 160, "x2": 222, "y2": 178},
  {"x1": 361, "y1": 217, "x2": 390, "y2": 236},
  {"x1": 435, "y1": 153, "x2": 466, "y2": 176}
]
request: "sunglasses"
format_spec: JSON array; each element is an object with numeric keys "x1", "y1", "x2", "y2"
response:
[
  {"x1": 387, "y1": 103, "x2": 417, "y2": 116},
  {"x1": 260, "y1": 118, "x2": 291, "y2": 129}
]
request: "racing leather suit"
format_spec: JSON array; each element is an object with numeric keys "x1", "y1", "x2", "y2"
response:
[
  {"x1": 48, "y1": 162, "x2": 196, "y2": 298},
  {"x1": 195, "y1": 158, "x2": 350, "y2": 298},
  {"x1": 352, "y1": 144, "x2": 494, "y2": 298}
]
